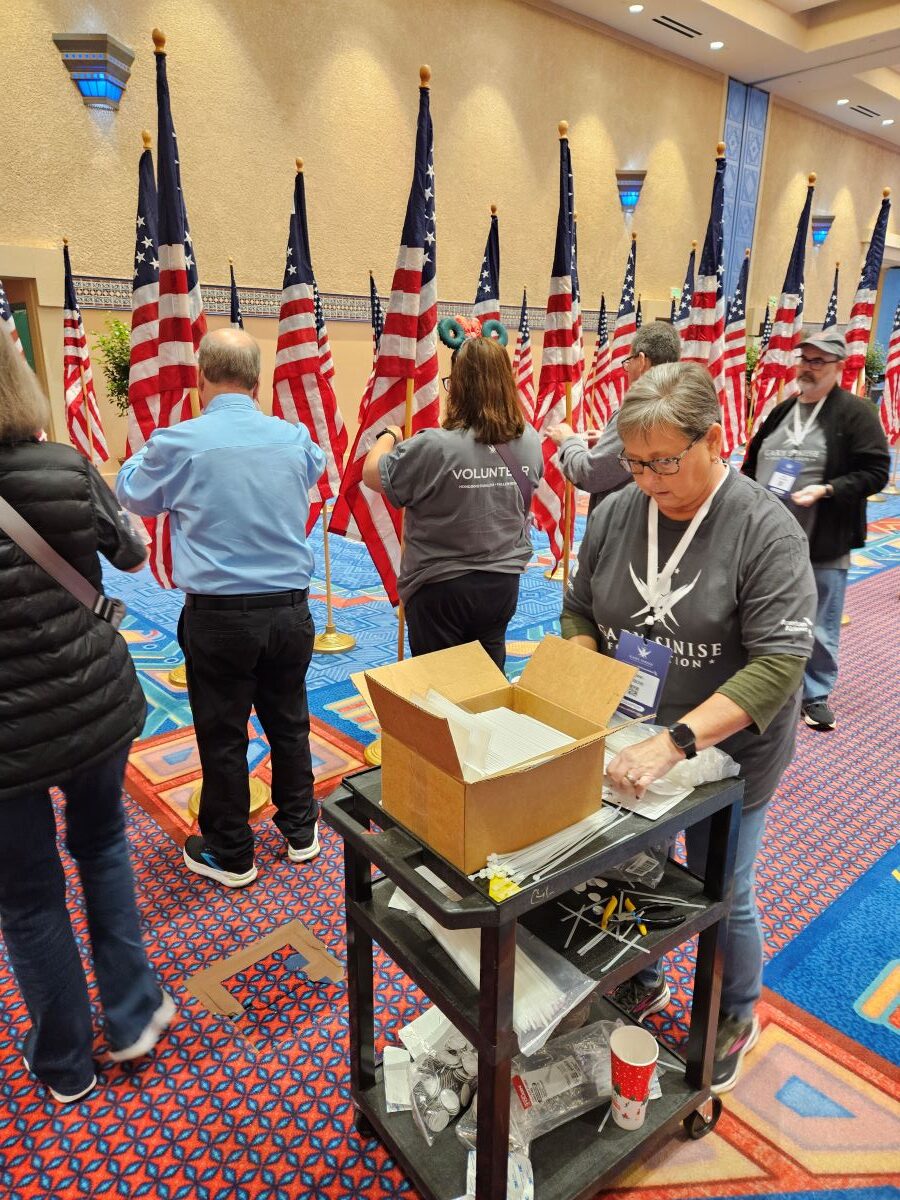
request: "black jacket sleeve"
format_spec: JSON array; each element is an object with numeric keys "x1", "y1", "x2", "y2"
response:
[{"x1": 827, "y1": 398, "x2": 890, "y2": 502}]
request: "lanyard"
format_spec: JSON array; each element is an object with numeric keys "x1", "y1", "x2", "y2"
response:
[
  {"x1": 789, "y1": 397, "x2": 826, "y2": 449},
  {"x1": 644, "y1": 467, "x2": 729, "y2": 625}
]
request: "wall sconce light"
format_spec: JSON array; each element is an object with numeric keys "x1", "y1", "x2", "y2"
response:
[
  {"x1": 616, "y1": 170, "x2": 647, "y2": 216},
  {"x1": 811, "y1": 214, "x2": 834, "y2": 247},
  {"x1": 52, "y1": 33, "x2": 134, "y2": 110}
]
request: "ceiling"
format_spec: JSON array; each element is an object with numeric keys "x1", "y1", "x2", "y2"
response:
[{"x1": 547, "y1": 0, "x2": 900, "y2": 149}]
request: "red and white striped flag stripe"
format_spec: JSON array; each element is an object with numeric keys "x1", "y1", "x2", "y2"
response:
[
  {"x1": 881, "y1": 301, "x2": 900, "y2": 445},
  {"x1": 583, "y1": 295, "x2": 613, "y2": 429},
  {"x1": 721, "y1": 250, "x2": 750, "y2": 452},
  {"x1": 272, "y1": 166, "x2": 347, "y2": 533},
  {"x1": 512, "y1": 289, "x2": 536, "y2": 424},
  {"x1": 609, "y1": 235, "x2": 637, "y2": 412},
  {"x1": 63, "y1": 243, "x2": 109, "y2": 465},
  {"x1": 841, "y1": 189, "x2": 892, "y2": 392},
  {"x1": 329, "y1": 73, "x2": 439, "y2": 604}
]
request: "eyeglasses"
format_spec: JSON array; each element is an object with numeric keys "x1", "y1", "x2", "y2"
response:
[
  {"x1": 441, "y1": 375, "x2": 451, "y2": 391},
  {"x1": 796, "y1": 353, "x2": 839, "y2": 370},
  {"x1": 617, "y1": 433, "x2": 703, "y2": 476},
  {"x1": 622, "y1": 353, "x2": 641, "y2": 366}
]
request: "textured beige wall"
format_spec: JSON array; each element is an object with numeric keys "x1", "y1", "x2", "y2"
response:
[
  {"x1": 3, "y1": 0, "x2": 723, "y2": 311},
  {"x1": 750, "y1": 99, "x2": 900, "y2": 331}
]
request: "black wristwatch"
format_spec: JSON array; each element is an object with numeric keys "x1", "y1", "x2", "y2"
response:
[
  {"x1": 667, "y1": 722, "x2": 697, "y2": 760},
  {"x1": 376, "y1": 427, "x2": 399, "y2": 445}
]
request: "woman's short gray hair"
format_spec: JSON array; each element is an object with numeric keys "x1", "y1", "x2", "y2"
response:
[
  {"x1": 617, "y1": 362, "x2": 721, "y2": 442},
  {"x1": 0, "y1": 325, "x2": 51, "y2": 444}
]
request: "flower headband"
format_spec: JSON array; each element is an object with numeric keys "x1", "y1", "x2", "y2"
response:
[{"x1": 437, "y1": 314, "x2": 508, "y2": 350}]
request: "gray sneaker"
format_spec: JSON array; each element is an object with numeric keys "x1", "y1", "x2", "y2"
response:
[
  {"x1": 711, "y1": 1013, "x2": 761, "y2": 1093},
  {"x1": 802, "y1": 700, "x2": 836, "y2": 730},
  {"x1": 611, "y1": 976, "x2": 671, "y2": 1021}
]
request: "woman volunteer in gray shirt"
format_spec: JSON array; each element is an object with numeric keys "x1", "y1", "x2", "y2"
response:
[
  {"x1": 363, "y1": 319, "x2": 542, "y2": 667},
  {"x1": 562, "y1": 362, "x2": 816, "y2": 1094}
]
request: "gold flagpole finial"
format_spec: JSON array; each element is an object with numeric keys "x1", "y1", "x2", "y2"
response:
[
  {"x1": 419, "y1": 64, "x2": 431, "y2": 88},
  {"x1": 295, "y1": 157, "x2": 303, "y2": 173},
  {"x1": 152, "y1": 28, "x2": 166, "y2": 51},
  {"x1": 141, "y1": 129, "x2": 151, "y2": 150},
  {"x1": 558, "y1": 120, "x2": 568, "y2": 138},
  {"x1": 808, "y1": 172, "x2": 817, "y2": 186}
]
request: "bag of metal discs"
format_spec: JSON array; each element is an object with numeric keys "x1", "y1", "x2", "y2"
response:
[{"x1": 408, "y1": 1033, "x2": 478, "y2": 1146}]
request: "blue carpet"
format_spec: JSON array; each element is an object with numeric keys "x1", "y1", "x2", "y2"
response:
[{"x1": 765, "y1": 843, "x2": 900, "y2": 1067}]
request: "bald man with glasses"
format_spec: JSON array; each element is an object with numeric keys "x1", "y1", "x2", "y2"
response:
[{"x1": 743, "y1": 328, "x2": 889, "y2": 731}]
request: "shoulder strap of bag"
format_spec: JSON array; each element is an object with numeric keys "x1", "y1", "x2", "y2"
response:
[
  {"x1": 492, "y1": 442, "x2": 535, "y2": 510},
  {"x1": 0, "y1": 494, "x2": 125, "y2": 627}
]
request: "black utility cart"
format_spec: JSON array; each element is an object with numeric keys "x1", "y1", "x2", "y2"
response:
[{"x1": 323, "y1": 767, "x2": 743, "y2": 1200}]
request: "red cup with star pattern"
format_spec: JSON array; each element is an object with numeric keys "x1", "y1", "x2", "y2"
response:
[{"x1": 609, "y1": 1024, "x2": 659, "y2": 1130}]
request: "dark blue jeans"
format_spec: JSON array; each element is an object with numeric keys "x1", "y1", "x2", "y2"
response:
[{"x1": 0, "y1": 746, "x2": 162, "y2": 1095}]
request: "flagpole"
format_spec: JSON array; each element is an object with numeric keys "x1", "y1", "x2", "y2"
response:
[
  {"x1": 396, "y1": 374, "x2": 415, "y2": 661},
  {"x1": 314, "y1": 503, "x2": 356, "y2": 653}
]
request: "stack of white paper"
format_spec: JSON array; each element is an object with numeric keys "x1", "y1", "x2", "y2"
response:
[{"x1": 410, "y1": 688, "x2": 575, "y2": 782}]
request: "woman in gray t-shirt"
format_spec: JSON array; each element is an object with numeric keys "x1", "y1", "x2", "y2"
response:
[
  {"x1": 562, "y1": 362, "x2": 816, "y2": 1094},
  {"x1": 363, "y1": 329, "x2": 542, "y2": 667}
]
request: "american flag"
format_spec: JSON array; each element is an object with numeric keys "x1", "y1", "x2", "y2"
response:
[
  {"x1": 635, "y1": 295, "x2": 643, "y2": 330},
  {"x1": 313, "y1": 280, "x2": 335, "y2": 382},
  {"x1": 357, "y1": 271, "x2": 385, "y2": 424},
  {"x1": 583, "y1": 294, "x2": 613, "y2": 429},
  {"x1": 272, "y1": 164, "x2": 347, "y2": 534},
  {"x1": 673, "y1": 243, "x2": 697, "y2": 333},
  {"x1": 842, "y1": 189, "x2": 892, "y2": 392},
  {"x1": 722, "y1": 249, "x2": 750, "y2": 453},
  {"x1": 512, "y1": 288, "x2": 536, "y2": 424},
  {"x1": 329, "y1": 68, "x2": 439, "y2": 604},
  {"x1": 881, "y1": 299, "x2": 900, "y2": 444},
  {"x1": 822, "y1": 263, "x2": 839, "y2": 329},
  {"x1": 63, "y1": 242, "x2": 109, "y2": 465},
  {"x1": 0, "y1": 278, "x2": 23, "y2": 354},
  {"x1": 473, "y1": 206, "x2": 500, "y2": 324},
  {"x1": 760, "y1": 303, "x2": 773, "y2": 350},
  {"x1": 609, "y1": 235, "x2": 637, "y2": 411},
  {"x1": 154, "y1": 33, "x2": 206, "y2": 407},
  {"x1": 682, "y1": 149, "x2": 727, "y2": 439},
  {"x1": 531, "y1": 123, "x2": 579, "y2": 568},
  {"x1": 229, "y1": 261, "x2": 244, "y2": 328},
  {"x1": 750, "y1": 175, "x2": 814, "y2": 427}
]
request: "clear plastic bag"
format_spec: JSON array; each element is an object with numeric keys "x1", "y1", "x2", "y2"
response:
[
  {"x1": 409, "y1": 1038, "x2": 478, "y2": 1146},
  {"x1": 601, "y1": 843, "x2": 669, "y2": 888},
  {"x1": 456, "y1": 1019, "x2": 617, "y2": 1157},
  {"x1": 605, "y1": 721, "x2": 740, "y2": 790}
]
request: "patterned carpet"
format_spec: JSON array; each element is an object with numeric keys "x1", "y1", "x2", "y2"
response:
[{"x1": 0, "y1": 492, "x2": 898, "y2": 1199}]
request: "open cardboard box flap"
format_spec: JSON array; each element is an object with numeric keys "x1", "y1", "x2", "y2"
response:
[
  {"x1": 364, "y1": 641, "x2": 508, "y2": 706},
  {"x1": 517, "y1": 634, "x2": 637, "y2": 729}
]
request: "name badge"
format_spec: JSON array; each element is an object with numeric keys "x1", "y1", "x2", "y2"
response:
[
  {"x1": 614, "y1": 630, "x2": 673, "y2": 719},
  {"x1": 767, "y1": 457, "x2": 803, "y2": 498}
]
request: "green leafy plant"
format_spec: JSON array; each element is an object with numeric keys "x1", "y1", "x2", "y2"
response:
[
  {"x1": 93, "y1": 318, "x2": 131, "y2": 416},
  {"x1": 866, "y1": 340, "x2": 886, "y2": 391},
  {"x1": 745, "y1": 341, "x2": 760, "y2": 384}
]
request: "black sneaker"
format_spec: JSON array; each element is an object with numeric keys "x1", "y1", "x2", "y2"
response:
[
  {"x1": 802, "y1": 700, "x2": 836, "y2": 730},
  {"x1": 711, "y1": 1013, "x2": 761, "y2": 1094},
  {"x1": 287, "y1": 821, "x2": 320, "y2": 863},
  {"x1": 610, "y1": 976, "x2": 672, "y2": 1021},
  {"x1": 182, "y1": 836, "x2": 257, "y2": 888}
]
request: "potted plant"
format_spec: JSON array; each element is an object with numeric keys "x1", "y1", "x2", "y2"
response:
[
  {"x1": 93, "y1": 318, "x2": 131, "y2": 418},
  {"x1": 865, "y1": 340, "x2": 886, "y2": 397}
]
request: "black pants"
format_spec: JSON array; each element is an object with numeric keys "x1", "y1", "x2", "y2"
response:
[
  {"x1": 178, "y1": 596, "x2": 316, "y2": 872},
  {"x1": 404, "y1": 571, "x2": 519, "y2": 669}
]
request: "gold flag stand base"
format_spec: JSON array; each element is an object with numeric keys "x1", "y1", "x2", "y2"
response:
[
  {"x1": 841, "y1": 614, "x2": 851, "y2": 626},
  {"x1": 314, "y1": 625, "x2": 357, "y2": 654},
  {"x1": 883, "y1": 484, "x2": 899, "y2": 495},
  {"x1": 169, "y1": 662, "x2": 188, "y2": 688},
  {"x1": 544, "y1": 562, "x2": 566, "y2": 582},
  {"x1": 868, "y1": 493, "x2": 886, "y2": 503},
  {"x1": 364, "y1": 738, "x2": 382, "y2": 766},
  {"x1": 188, "y1": 775, "x2": 271, "y2": 821}
]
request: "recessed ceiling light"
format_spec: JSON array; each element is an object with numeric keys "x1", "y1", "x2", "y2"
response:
[
  {"x1": 883, "y1": 118, "x2": 895, "y2": 126},
  {"x1": 628, "y1": 4, "x2": 644, "y2": 12},
  {"x1": 710, "y1": 40, "x2": 725, "y2": 50},
  {"x1": 836, "y1": 98, "x2": 850, "y2": 106}
]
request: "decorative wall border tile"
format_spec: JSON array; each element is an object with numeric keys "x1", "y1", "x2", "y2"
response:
[{"x1": 74, "y1": 274, "x2": 597, "y2": 333}]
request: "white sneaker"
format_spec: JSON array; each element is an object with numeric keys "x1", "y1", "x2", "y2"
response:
[
  {"x1": 23, "y1": 1056, "x2": 96, "y2": 1104},
  {"x1": 287, "y1": 822, "x2": 320, "y2": 863},
  {"x1": 108, "y1": 991, "x2": 177, "y2": 1063}
]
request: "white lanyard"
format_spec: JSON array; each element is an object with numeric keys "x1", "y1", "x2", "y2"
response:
[
  {"x1": 645, "y1": 466, "x2": 729, "y2": 624},
  {"x1": 789, "y1": 397, "x2": 826, "y2": 449}
]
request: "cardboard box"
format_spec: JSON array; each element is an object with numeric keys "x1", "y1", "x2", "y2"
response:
[{"x1": 363, "y1": 636, "x2": 637, "y2": 874}]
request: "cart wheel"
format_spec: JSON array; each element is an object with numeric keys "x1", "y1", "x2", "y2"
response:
[
  {"x1": 683, "y1": 1097, "x2": 722, "y2": 1139},
  {"x1": 354, "y1": 1110, "x2": 376, "y2": 1139}
]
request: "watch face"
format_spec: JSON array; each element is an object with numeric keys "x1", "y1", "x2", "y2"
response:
[{"x1": 670, "y1": 723, "x2": 695, "y2": 750}]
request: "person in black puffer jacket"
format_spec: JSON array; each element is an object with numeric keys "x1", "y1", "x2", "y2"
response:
[{"x1": 0, "y1": 327, "x2": 173, "y2": 1105}]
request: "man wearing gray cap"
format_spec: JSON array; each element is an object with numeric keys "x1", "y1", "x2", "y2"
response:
[{"x1": 743, "y1": 327, "x2": 889, "y2": 730}]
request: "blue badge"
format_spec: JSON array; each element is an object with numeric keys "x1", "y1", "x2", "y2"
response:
[
  {"x1": 614, "y1": 630, "x2": 673, "y2": 719},
  {"x1": 766, "y1": 457, "x2": 803, "y2": 498}
]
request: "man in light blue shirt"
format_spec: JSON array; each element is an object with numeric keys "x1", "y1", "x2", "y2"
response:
[{"x1": 117, "y1": 327, "x2": 326, "y2": 888}]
